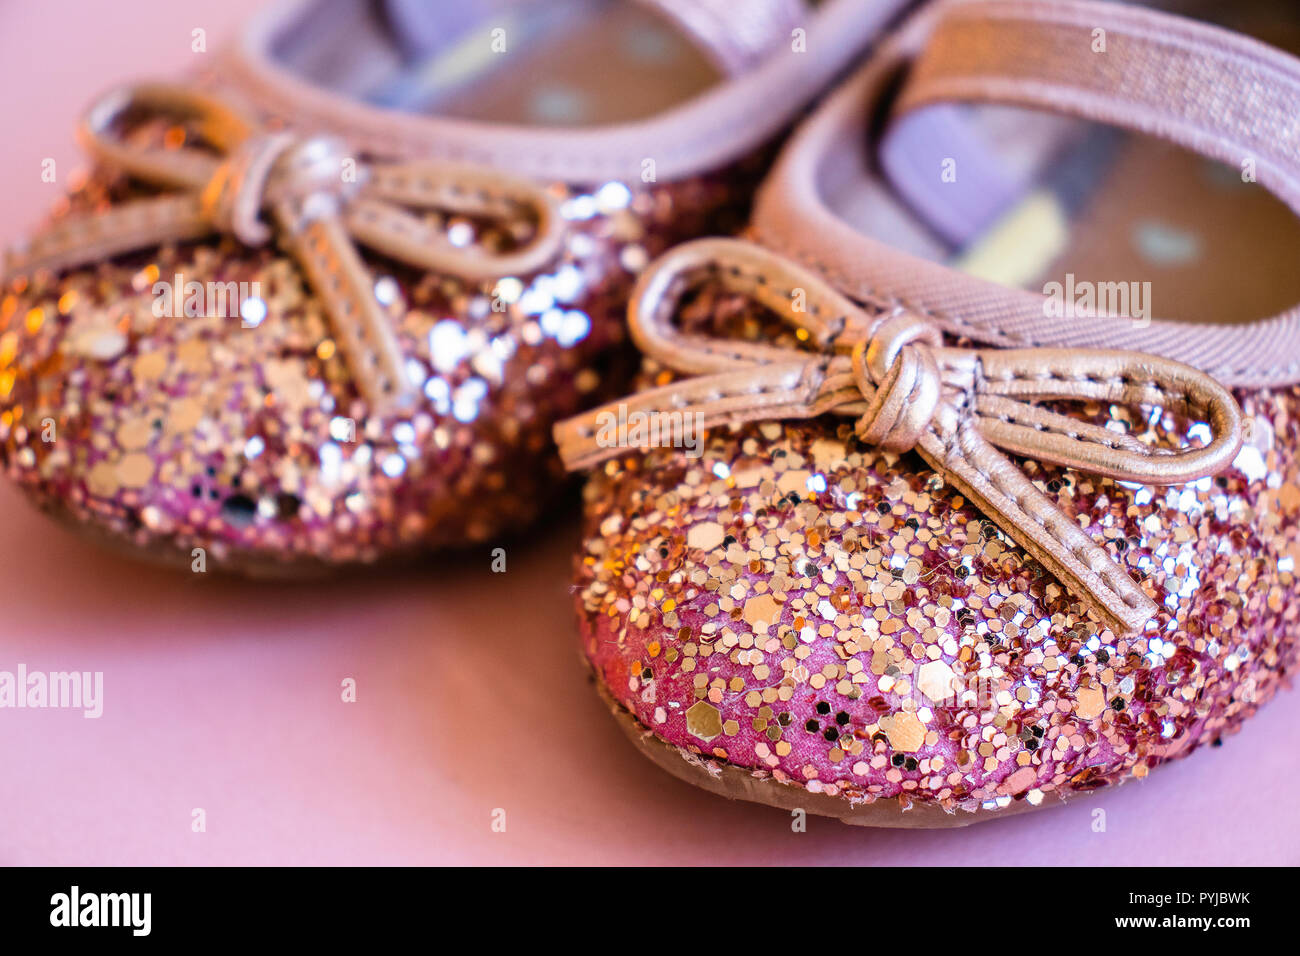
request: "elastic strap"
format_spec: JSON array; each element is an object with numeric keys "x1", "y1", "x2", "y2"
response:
[{"x1": 754, "y1": 0, "x2": 1300, "y2": 385}]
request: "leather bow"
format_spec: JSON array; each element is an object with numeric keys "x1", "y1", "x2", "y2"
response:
[
  {"x1": 3, "y1": 83, "x2": 565, "y2": 411},
  {"x1": 555, "y1": 239, "x2": 1245, "y2": 636}
]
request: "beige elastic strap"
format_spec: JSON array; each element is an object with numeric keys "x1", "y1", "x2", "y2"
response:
[
  {"x1": 895, "y1": 0, "x2": 1300, "y2": 212},
  {"x1": 753, "y1": 0, "x2": 1300, "y2": 387},
  {"x1": 3, "y1": 83, "x2": 566, "y2": 412},
  {"x1": 637, "y1": 0, "x2": 807, "y2": 76},
  {"x1": 554, "y1": 238, "x2": 1245, "y2": 637},
  {"x1": 221, "y1": 0, "x2": 914, "y2": 184}
]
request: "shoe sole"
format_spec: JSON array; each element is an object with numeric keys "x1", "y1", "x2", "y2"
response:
[{"x1": 593, "y1": 675, "x2": 1073, "y2": 828}]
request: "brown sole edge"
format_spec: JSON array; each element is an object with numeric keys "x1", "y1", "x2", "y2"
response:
[{"x1": 594, "y1": 678, "x2": 1073, "y2": 828}]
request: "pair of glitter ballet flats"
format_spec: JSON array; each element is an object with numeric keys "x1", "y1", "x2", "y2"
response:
[{"x1": 4, "y1": 0, "x2": 1299, "y2": 826}]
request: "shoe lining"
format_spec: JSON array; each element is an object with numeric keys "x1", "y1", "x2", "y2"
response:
[
  {"x1": 268, "y1": 0, "x2": 720, "y2": 128},
  {"x1": 825, "y1": 1, "x2": 1300, "y2": 327}
]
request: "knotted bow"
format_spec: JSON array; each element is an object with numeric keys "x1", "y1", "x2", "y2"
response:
[
  {"x1": 555, "y1": 239, "x2": 1245, "y2": 636},
  {"x1": 3, "y1": 83, "x2": 566, "y2": 411}
]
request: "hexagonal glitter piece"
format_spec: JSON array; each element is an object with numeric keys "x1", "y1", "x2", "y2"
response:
[
  {"x1": 776, "y1": 469, "x2": 810, "y2": 495},
  {"x1": 1074, "y1": 686, "x2": 1106, "y2": 721},
  {"x1": 685, "y1": 701, "x2": 723, "y2": 742},
  {"x1": 998, "y1": 766, "x2": 1039, "y2": 796},
  {"x1": 917, "y1": 660, "x2": 958, "y2": 704},
  {"x1": 687, "y1": 521, "x2": 725, "y2": 551},
  {"x1": 880, "y1": 712, "x2": 925, "y2": 753},
  {"x1": 742, "y1": 594, "x2": 782, "y2": 630}
]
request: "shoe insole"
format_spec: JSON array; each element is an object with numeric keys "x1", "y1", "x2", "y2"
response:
[
  {"x1": 834, "y1": 4, "x2": 1300, "y2": 327},
  {"x1": 271, "y1": 0, "x2": 720, "y2": 127},
  {"x1": 1029, "y1": 140, "x2": 1300, "y2": 326}
]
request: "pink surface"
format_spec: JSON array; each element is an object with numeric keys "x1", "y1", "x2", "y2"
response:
[{"x1": 2, "y1": 0, "x2": 1298, "y2": 866}]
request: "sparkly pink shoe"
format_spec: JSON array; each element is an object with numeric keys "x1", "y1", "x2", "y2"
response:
[
  {"x1": 556, "y1": 0, "x2": 1300, "y2": 825},
  {"x1": 0, "y1": 0, "x2": 910, "y2": 574}
]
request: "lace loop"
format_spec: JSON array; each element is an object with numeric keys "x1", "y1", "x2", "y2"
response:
[
  {"x1": 555, "y1": 238, "x2": 1246, "y2": 636},
  {"x1": 5, "y1": 83, "x2": 567, "y2": 412}
]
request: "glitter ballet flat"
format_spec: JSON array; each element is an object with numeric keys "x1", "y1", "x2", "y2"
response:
[
  {"x1": 556, "y1": 0, "x2": 1300, "y2": 825},
  {"x1": 0, "y1": 0, "x2": 912, "y2": 574}
]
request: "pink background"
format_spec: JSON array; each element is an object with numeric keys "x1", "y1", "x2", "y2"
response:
[{"x1": 1, "y1": 0, "x2": 1297, "y2": 866}]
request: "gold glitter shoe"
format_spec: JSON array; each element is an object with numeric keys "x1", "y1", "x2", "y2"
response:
[
  {"x1": 0, "y1": 0, "x2": 912, "y2": 574},
  {"x1": 556, "y1": 0, "x2": 1300, "y2": 825}
]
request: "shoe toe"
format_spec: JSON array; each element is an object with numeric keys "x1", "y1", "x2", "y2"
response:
[
  {"x1": 577, "y1": 400, "x2": 1300, "y2": 818},
  {"x1": 1, "y1": 233, "x2": 613, "y2": 571}
]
